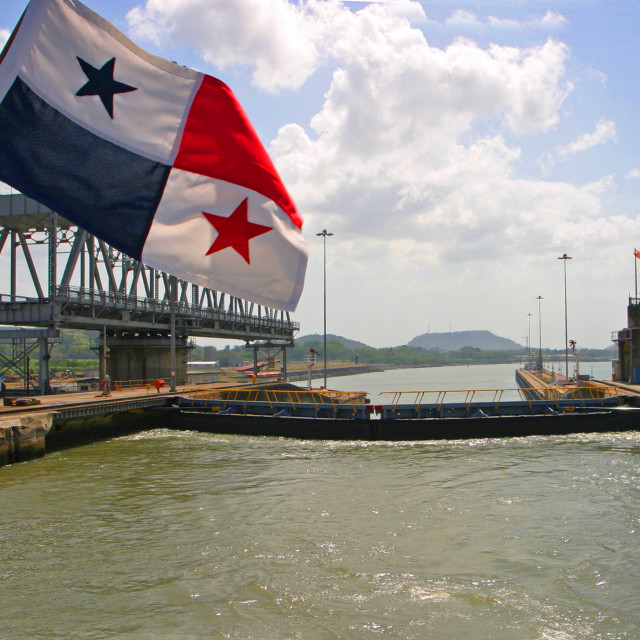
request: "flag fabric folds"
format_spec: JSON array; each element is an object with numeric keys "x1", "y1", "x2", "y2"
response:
[
  {"x1": 634, "y1": 249, "x2": 640, "y2": 260},
  {"x1": 0, "y1": 0, "x2": 307, "y2": 311}
]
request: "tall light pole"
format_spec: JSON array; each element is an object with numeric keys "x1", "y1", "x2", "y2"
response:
[
  {"x1": 536, "y1": 296, "x2": 543, "y2": 372},
  {"x1": 316, "y1": 229, "x2": 333, "y2": 389},
  {"x1": 558, "y1": 253, "x2": 572, "y2": 381}
]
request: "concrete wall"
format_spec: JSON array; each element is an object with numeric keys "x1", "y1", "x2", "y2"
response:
[
  {"x1": 106, "y1": 339, "x2": 192, "y2": 384},
  {"x1": 617, "y1": 302, "x2": 640, "y2": 383},
  {"x1": 0, "y1": 414, "x2": 53, "y2": 466}
]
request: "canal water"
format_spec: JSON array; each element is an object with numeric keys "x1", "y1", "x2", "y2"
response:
[
  {"x1": 2, "y1": 362, "x2": 640, "y2": 639},
  {"x1": 314, "y1": 360, "x2": 616, "y2": 401}
]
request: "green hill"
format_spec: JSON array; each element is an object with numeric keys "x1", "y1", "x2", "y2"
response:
[
  {"x1": 407, "y1": 330, "x2": 523, "y2": 351},
  {"x1": 296, "y1": 333, "x2": 371, "y2": 350}
]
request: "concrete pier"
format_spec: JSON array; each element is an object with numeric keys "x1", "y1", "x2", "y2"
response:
[
  {"x1": 105, "y1": 334, "x2": 193, "y2": 385},
  {"x1": 0, "y1": 386, "x2": 177, "y2": 466},
  {"x1": 0, "y1": 368, "x2": 375, "y2": 467},
  {"x1": 0, "y1": 414, "x2": 53, "y2": 464},
  {"x1": 515, "y1": 367, "x2": 640, "y2": 401}
]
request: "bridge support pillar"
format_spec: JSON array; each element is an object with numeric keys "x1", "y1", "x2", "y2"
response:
[
  {"x1": 38, "y1": 336, "x2": 52, "y2": 394},
  {"x1": 104, "y1": 334, "x2": 193, "y2": 386},
  {"x1": 246, "y1": 341, "x2": 292, "y2": 383}
]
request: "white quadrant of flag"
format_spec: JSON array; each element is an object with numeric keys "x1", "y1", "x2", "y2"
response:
[
  {"x1": 18, "y1": 0, "x2": 199, "y2": 164},
  {"x1": 143, "y1": 169, "x2": 307, "y2": 311}
]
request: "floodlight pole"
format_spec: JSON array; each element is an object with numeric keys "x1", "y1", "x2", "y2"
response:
[
  {"x1": 536, "y1": 296, "x2": 543, "y2": 372},
  {"x1": 170, "y1": 275, "x2": 177, "y2": 392},
  {"x1": 316, "y1": 229, "x2": 333, "y2": 389},
  {"x1": 558, "y1": 253, "x2": 572, "y2": 381}
]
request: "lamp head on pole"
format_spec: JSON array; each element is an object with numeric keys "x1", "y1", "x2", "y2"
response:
[
  {"x1": 316, "y1": 229, "x2": 334, "y2": 238},
  {"x1": 557, "y1": 253, "x2": 572, "y2": 261}
]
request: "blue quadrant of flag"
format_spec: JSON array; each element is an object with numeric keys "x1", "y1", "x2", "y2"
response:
[{"x1": 0, "y1": 77, "x2": 169, "y2": 259}]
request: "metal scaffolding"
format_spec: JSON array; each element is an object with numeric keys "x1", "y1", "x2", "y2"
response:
[{"x1": 0, "y1": 193, "x2": 298, "y2": 390}]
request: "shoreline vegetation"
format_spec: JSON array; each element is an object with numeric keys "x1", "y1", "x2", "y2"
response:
[
  {"x1": 285, "y1": 358, "x2": 613, "y2": 382},
  {"x1": 3, "y1": 330, "x2": 614, "y2": 380},
  {"x1": 239, "y1": 337, "x2": 615, "y2": 371}
]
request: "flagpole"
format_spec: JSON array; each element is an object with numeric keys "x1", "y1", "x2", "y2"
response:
[{"x1": 635, "y1": 249, "x2": 638, "y2": 301}]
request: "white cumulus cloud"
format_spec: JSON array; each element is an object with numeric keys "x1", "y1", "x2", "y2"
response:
[
  {"x1": 125, "y1": 0, "x2": 624, "y2": 347},
  {"x1": 539, "y1": 118, "x2": 617, "y2": 171},
  {"x1": 447, "y1": 9, "x2": 567, "y2": 31},
  {"x1": 446, "y1": 10, "x2": 481, "y2": 29},
  {"x1": 0, "y1": 28, "x2": 10, "y2": 50},
  {"x1": 271, "y1": 4, "x2": 574, "y2": 257},
  {"x1": 558, "y1": 118, "x2": 617, "y2": 158},
  {"x1": 488, "y1": 10, "x2": 567, "y2": 30},
  {"x1": 127, "y1": 0, "x2": 329, "y2": 92}
]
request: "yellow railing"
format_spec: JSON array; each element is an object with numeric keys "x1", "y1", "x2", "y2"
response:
[
  {"x1": 519, "y1": 384, "x2": 624, "y2": 404},
  {"x1": 112, "y1": 378, "x2": 168, "y2": 392},
  {"x1": 179, "y1": 387, "x2": 368, "y2": 411},
  {"x1": 380, "y1": 386, "x2": 624, "y2": 411},
  {"x1": 111, "y1": 367, "x2": 238, "y2": 391}
]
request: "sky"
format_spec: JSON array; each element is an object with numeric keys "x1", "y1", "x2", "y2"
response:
[{"x1": 2, "y1": 0, "x2": 640, "y2": 350}]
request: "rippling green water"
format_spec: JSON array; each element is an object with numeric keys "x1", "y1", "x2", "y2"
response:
[
  {"x1": 3, "y1": 431, "x2": 640, "y2": 639},
  {"x1": 2, "y1": 363, "x2": 639, "y2": 639}
]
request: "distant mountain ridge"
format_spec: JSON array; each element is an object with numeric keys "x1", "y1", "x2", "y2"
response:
[
  {"x1": 296, "y1": 333, "x2": 371, "y2": 350},
  {"x1": 408, "y1": 330, "x2": 522, "y2": 351},
  {"x1": 298, "y1": 330, "x2": 523, "y2": 352}
]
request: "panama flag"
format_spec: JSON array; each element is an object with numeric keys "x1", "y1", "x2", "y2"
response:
[{"x1": 0, "y1": 0, "x2": 307, "y2": 311}]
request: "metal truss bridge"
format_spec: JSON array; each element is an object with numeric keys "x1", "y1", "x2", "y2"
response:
[{"x1": 0, "y1": 193, "x2": 299, "y2": 389}]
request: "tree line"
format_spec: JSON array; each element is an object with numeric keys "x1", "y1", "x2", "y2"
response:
[
  {"x1": 217, "y1": 339, "x2": 614, "y2": 367},
  {"x1": 0, "y1": 330, "x2": 614, "y2": 376}
]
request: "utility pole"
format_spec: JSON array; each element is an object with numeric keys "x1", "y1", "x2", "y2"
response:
[
  {"x1": 316, "y1": 229, "x2": 334, "y2": 389},
  {"x1": 536, "y1": 296, "x2": 543, "y2": 372},
  {"x1": 558, "y1": 253, "x2": 572, "y2": 381}
]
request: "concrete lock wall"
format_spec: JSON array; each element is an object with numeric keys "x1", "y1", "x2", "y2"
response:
[
  {"x1": 617, "y1": 303, "x2": 640, "y2": 383},
  {"x1": 0, "y1": 414, "x2": 54, "y2": 465},
  {"x1": 107, "y1": 344, "x2": 190, "y2": 384},
  {"x1": 629, "y1": 304, "x2": 640, "y2": 329}
]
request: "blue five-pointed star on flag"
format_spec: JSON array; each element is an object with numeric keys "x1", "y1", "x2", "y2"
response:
[{"x1": 75, "y1": 56, "x2": 137, "y2": 118}]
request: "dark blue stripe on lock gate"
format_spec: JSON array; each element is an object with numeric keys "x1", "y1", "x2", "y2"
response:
[{"x1": 0, "y1": 76, "x2": 171, "y2": 260}]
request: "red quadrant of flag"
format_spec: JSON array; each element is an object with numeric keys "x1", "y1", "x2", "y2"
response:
[
  {"x1": 203, "y1": 198, "x2": 272, "y2": 264},
  {"x1": 174, "y1": 75, "x2": 301, "y2": 229}
]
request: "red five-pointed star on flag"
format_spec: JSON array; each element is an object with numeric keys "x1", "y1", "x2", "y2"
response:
[{"x1": 202, "y1": 198, "x2": 272, "y2": 264}]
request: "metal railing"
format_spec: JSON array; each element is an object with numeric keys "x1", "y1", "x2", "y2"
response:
[
  {"x1": 0, "y1": 294, "x2": 43, "y2": 304},
  {"x1": 90, "y1": 337, "x2": 198, "y2": 350},
  {"x1": 179, "y1": 387, "x2": 368, "y2": 412},
  {"x1": 380, "y1": 386, "x2": 625, "y2": 411},
  {"x1": 111, "y1": 378, "x2": 164, "y2": 392},
  {"x1": 55, "y1": 285, "x2": 298, "y2": 333},
  {"x1": 611, "y1": 329, "x2": 630, "y2": 342}
]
